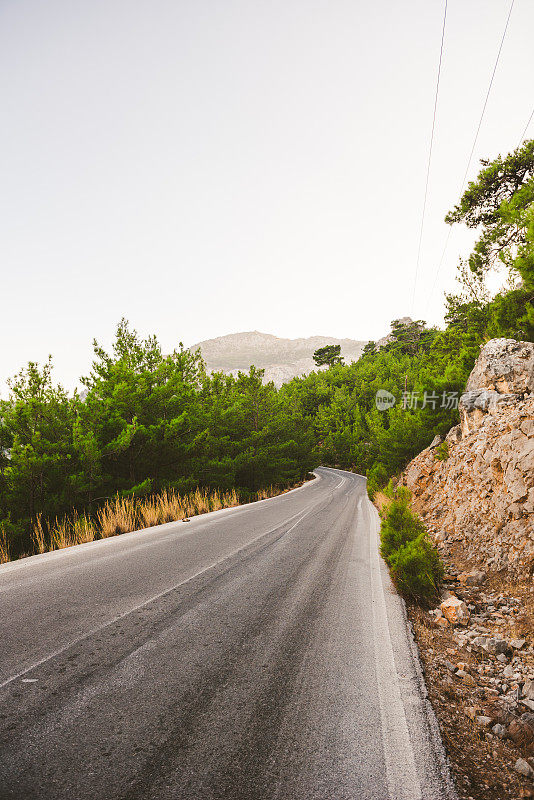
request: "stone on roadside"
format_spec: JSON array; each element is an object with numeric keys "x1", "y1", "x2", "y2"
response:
[
  {"x1": 440, "y1": 595, "x2": 470, "y2": 626},
  {"x1": 458, "y1": 570, "x2": 486, "y2": 586},
  {"x1": 464, "y1": 706, "x2": 480, "y2": 721},
  {"x1": 482, "y1": 637, "x2": 512, "y2": 657},
  {"x1": 514, "y1": 757, "x2": 533, "y2": 777},
  {"x1": 508, "y1": 719, "x2": 534, "y2": 749},
  {"x1": 431, "y1": 608, "x2": 449, "y2": 628}
]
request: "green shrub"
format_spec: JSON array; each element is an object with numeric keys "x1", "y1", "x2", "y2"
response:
[
  {"x1": 435, "y1": 441, "x2": 449, "y2": 461},
  {"x1": 379, "y1": 497, "x2": 425, "y2": 561},
  {"x1": 366, "y1": 461, "x2": 388, "y2": 499},
  {"x1": 379, "y1": 497, "x2": 443, "y2": 605},
  {"x1": 387, "y1": 534, "x2": 444, "y2": 605}
]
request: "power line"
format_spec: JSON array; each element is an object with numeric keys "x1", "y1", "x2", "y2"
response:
[
  {"x1": 425, "y1": 0, "x2": 515, "y2": 314},
  {"x1": 410, "y1": 0, "x2": 448, "y2": 314},
  {"x1": 458, "y1": 0, "x2": 515, "y2": 194},
  {"x1": 518, "y1": 106, "x2": 534, "y2": 148}
]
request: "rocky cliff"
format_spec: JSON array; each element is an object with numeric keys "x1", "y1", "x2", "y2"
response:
[{"x1": 402, "y1": 338, "x2": 534, "y2": 578}]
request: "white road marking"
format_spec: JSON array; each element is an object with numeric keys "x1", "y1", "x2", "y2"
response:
[{"x1": 366, "y1": 495, "x2": 423, "y2": 800}]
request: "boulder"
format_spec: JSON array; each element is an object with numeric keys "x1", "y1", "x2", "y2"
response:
[
  {"x1": 440, "y1": 595, "x2": 470, "y2": 626},
  {"x1": 508, "y1": 720, "x2": 534, "y2": 752},
  {"x1": 458, "y1": 569, "x2": 486, "y2": 586},
  {"x1": 514, "y1": 757, "x2": 533, "y2": 777},
  {"x1": 466, "y1": 338, "x2": 534, "y2": 395}
]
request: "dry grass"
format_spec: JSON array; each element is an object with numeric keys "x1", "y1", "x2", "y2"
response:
[
  {"x1": 32, "y1": 514, "x2": 47, "y2": 554},
  {"x1": 98, "y1": 497, "x2": 137, "y2": 538},
  {"x1": 373, "y1": 491, "x2": 391, "y2": 513},
  {"x1": 0, "y1": 527, "x2": 9, "y2": 564},
  {"x1": 17, "y1": 484, "x2": 286, "y2": 563}
]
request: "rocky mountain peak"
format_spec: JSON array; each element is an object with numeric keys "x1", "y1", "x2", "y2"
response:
[{"x1": 189, "y1": 331, "x2": 368, "y2": 386}]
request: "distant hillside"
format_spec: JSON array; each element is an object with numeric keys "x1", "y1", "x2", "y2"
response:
[{"x1": 189, "y1": 331, "x2": 368, "y2": 386}]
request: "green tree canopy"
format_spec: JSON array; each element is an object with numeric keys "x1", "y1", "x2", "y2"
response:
[
  {"x1": 313, "y1": 344, "x2": 344, "y2": 367},
  {"x1": 445, "y1": 139, "x2": 534, "y2": 288}
]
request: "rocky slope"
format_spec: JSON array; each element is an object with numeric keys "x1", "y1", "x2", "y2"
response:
[
  {"x1": 402, "y1": 338, "x2": 534, "y2": 579},
  {"x1": 189, "y1": 331, "x2": 367, "y2": 387},
  {"x1": 396, "y1": 338, "x2": 534, "y2": 798}
]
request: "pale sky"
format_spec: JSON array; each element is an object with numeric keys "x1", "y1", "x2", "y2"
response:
[{"x1": 1, "y1": 0, "x2": 533, "y2": 392}]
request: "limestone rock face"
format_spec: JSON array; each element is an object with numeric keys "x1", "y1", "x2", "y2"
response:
[
  {"x1": 466, "y1": 338, "x2": 534, "y2": 395},
  {"x1": 401, "y1": 338, "x2": 534, "y2": 579}
]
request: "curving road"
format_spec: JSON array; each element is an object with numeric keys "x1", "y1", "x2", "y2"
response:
[{"x1": 0, "y1": 467, "x2": 457, "y2": 800}]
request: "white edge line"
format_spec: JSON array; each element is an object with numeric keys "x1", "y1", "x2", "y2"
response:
[{"x1": 366, "y1": 494, "x2": 423, "y2": 800}]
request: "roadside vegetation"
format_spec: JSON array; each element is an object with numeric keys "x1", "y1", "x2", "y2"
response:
[
  {"x1": 0, "y1": 336, "x2": 315, "y2": 560},
  {"x1": 17, "y1": 486, "x2": 280, "y2": 561},
  {"x1": 376, "y1": 484, "x2": 444, "y2": 605},
  {"x1": 0, "y1": 139, "x2": 532, "y2": 563}
]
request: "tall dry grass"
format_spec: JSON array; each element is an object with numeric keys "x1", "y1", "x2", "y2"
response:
[
  {"x1": 20, "y1": 484, "x2": 283, "y2": 563},
  {"x1": 0, "y1": 526, "x2": 10, "y2": 564},
  {"x1": 32, "y1": 514, "x2": 47, "y2": 554}
]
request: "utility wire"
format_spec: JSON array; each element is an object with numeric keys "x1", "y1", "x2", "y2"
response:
[
  {"x1": 410, "y1": 0, "x2": 448, "y2": 314},
  {"x1": 425, "y1": 0, "x2": 515, "y2": 314},
  {"x1": 518, "y1": 106, "x2": 534, "y2": 147}
]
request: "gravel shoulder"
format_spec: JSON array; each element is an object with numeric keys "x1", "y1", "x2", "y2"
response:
[{"x1": 406, "y1": 550, "x2": 534, "y2": 800}]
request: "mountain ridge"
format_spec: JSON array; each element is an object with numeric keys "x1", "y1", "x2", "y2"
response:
[{"x1": 189, "y1": 330, "x2": 368, "y2": 386}]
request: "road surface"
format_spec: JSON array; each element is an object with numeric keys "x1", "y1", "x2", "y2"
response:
[{"x1": 0, "y1": 467, "x2": 457, "y2": 800}]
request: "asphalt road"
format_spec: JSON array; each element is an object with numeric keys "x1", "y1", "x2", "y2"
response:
[{"x1": 0, "y1": 467, "x2": 457, "y2": 800}]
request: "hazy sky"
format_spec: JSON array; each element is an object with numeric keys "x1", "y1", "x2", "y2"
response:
[{"x1": 1, "y1": 0, "x2": 533, "y2": 392}]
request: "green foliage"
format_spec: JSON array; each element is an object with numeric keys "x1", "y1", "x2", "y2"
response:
[
  {"x1": 366, "y1": 461, "x2": 388, "y2": 499},
  {"x1": 446, "y1": 139, "x2": 534, "y2": 288},
  {"x1": 0, "y1": 321, "x2": 316, "y2": 557},
  {"x1": 380, "y1": 497, "x2": 443, "y2": 605},
  {"x1": 379, "y1": 496, "x2": 426, "y2": 561},
  {"x1": 313, "y1": 344, "x2": 344, "y2": 367},
  {"x1": 435, "y1": 441, "x2": 449, "y2": 461},
  {"x1": 387, "y1": 535, "x2": 444, "y2": 606},
  {"x1": 282, "y1": 316, "x2": 467, "y2": 484}
]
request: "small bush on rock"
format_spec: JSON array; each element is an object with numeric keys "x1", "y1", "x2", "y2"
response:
[{"x1": 435, "y1": 441, "x2": 449, "y2": 461}]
